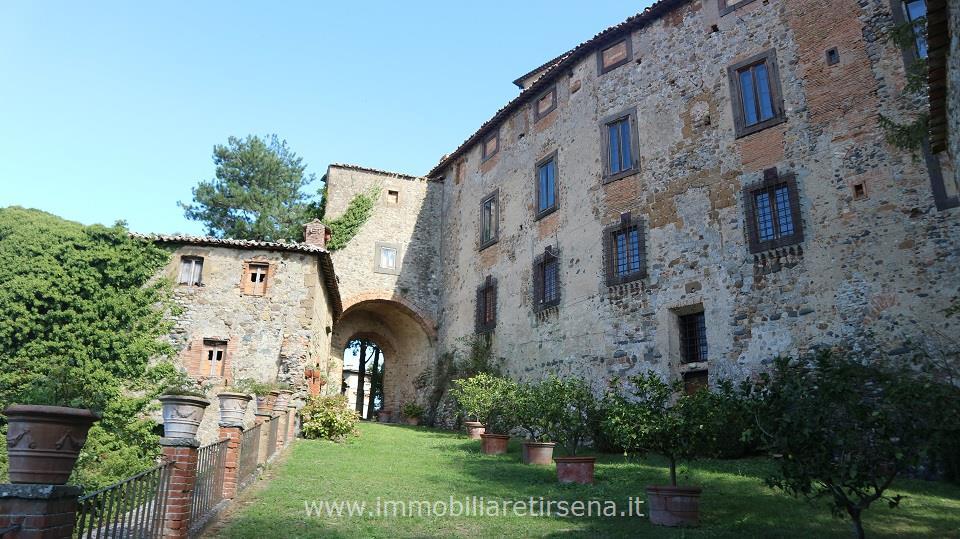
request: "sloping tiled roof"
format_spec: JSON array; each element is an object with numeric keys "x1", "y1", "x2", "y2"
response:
[
  {"x1": 426, "y1": 0, "x2": 689, "y2": 178},
  {"x1": 329, "y1": 163, "x2": 425, "y2": 181},
  {"x1": 133, "y1": 232, "x2": 343, "y2": 319},
  {"x1": 512, "y1": 51, "x2": 573, "y2": 89}
]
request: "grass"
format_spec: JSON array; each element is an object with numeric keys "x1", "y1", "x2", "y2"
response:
[{"x1": 209, "y1": 422, "x2": 960, "y2": 538}]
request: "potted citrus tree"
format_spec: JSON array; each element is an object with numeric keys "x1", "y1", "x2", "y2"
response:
[
  {"x1": 451, "y1": 373, "x2": 517, "y2": 454},
  {"x1": 401, "y1": 402, "x2": 425, "y2": 426},
  {"x1": 605, "y1": 371, "x2": 709, "y2": 527},
  {"x1": 450, "y1": 373, "x2": 495, "y2": 440},
  {"x1": 544, "y1": 376, "x2": 599, "y2": 484},
  {"x1": 245, "y1": 380, "x2": 278, "y2": 415},
  {"x1": 158, "y1": 371, "x2": 210, "y2": 440},
  {"x1": 516, "y1": 380, "x2": 557, "y2": 465},
  {"x1": 4, "y1": 359, "x2": 101, "y2": 484}
]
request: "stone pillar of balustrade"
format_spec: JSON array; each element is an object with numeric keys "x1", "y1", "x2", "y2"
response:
[{"x1": 159, "y1": 437, "x2": 199, "y2": 539}]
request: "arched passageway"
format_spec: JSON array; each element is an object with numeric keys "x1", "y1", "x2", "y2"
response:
[{"x1": 329, "y1": 298, "x2": 435, "y2": 418}]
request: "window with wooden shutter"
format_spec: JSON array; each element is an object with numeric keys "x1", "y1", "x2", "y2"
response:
[
  {"x1": 178, "y1": 256, "x2": 203, "y2": 287},
  {"x1": 475, "y1": 276, "x2": 497, "y2": 333},
  {"x1": 479, "y1": 190, "x2": 499, "y2": 250},
  {"x1": 743, "y1": 168, "x2": 804, "y2": 253},
  {"x1": 603, "y1": 212, "x2": 646, "y2": 286},
  {"x1": 242, "y1": 262, "x2": 270, "y2": 296},
  {"x1": 203, "y1": 339, "x2": 228, "y2": 378},
  {"x1": 535, "y1": 152, "x2": 558, "y2": 219},
  {"x1": 533, "y1": 246, "x2": 560, "y2": 312}
]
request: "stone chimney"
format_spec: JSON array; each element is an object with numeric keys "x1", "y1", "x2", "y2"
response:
[{"x1": 303, "y1": 219, "x2": 331, "y2": 249}]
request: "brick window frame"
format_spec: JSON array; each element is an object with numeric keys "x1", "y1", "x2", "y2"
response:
[
  {"x1": 241, "y1": 260, "x2": 272, "y2": 296},
  {"x1": 479, "y1": 189, "x2": 499, "y2": 250},
  {"x1": 481, "y1": 130, "x2": 500, "y2": 162},
  {"x1": 718, "y1": 0, "x2": 759, "y2": 16},
  {"x1": 475, "y1": 275, "x2": 497, "y2": 333},
  {"x1": 603, "y1": 211, "x2": 646, "y2": 286},
  {"x1": 596, "y1": 37, "x2": 632, "y2": 75},
  {"x1": 374, "y1": 241, "x2": 402, "y2": 275},
  {"x1": 533, "y1": 246, "x2": 561, "y2": 312},
  {"x1": 535, "y1": 151, "x2": 559, "y2": 220},
  {"x1": 601, "y1": 108, "x2": 640, "y2": 183},
  {"x1": 743, "y1": 168, "x2": 804, "y2": 253},
  {"x1": 178, "y1": 255, "x2": 204, "y2": 287},
  {"x1": 184, "y1": 336, "x2": 234, "y2": 382},
  {"x1": 533, "y1": 85, "x2": 558, "y2": 122},
  {"x1": 727, "y1": 50, "x2": 786, "y2": 138}
]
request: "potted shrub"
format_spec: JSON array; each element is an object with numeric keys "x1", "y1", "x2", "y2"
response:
[
  {"x1": 516, "y1": 380, "x2": 557, "y2": 465},
  {"x1": 217, "y1": 380, "x2": 254, "y2": 426},
  {"x1": 455, "y1": 374, "x2": 518, "y2": 455},
  {"x1": 158, "y1": 374, "x2": 210, "y2": 440},
  {"x1": 4, "y1": 363, "x2": 101, "y2": 484},
  {"x1": 242, "y1": 380, "x2": 278, "y2": 415},
  {"x1": 450, "y1": 373, "x2": 498, "y2": 440},
  {"x1": 401, "y1": 402, "x2": 425, "y2": 426},
  {"x1": 543, "y1": 377, "x2": 599, "y2": 484},
  {"x1": 605, "y1": 371, "x2": 710, "y2": 527}
]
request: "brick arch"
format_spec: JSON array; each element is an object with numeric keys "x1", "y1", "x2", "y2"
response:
[
  {"x1": 340, "y1": 291, "x2": 437, "y2": 339},
  {"x1": 330, "y1": 330, "x2": 399, "y2": 364}
]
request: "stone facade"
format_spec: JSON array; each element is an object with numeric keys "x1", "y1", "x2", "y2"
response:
[{"x1": 154, "y1": 238, "x2": 336, "y2": 443}]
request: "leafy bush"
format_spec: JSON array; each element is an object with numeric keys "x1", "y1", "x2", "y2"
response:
[
  {"x1": 754, "y1": 350, "x2": 952, "y2": 538},
  {"x1": 231, "y1": 378, "x2": 277, "y2": 396},
  {"x1": 515, "y1": 381, "x2": 557, "y2": 442},
  {"x1": 300, "y1": 395, "x2": 358, "y2": 441},
  {"x1": 541, "y1": 377, "x2": 599, "y2": 456},
  {"x1": 449, "y1": 373, "x2": 517, "y2": 434},
  {"x1": 401, "y1": 401, "x2": 424, "y2": 419}
]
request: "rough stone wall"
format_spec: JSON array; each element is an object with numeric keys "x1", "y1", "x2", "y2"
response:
[
  {"x1": 950, "y1": 0, "x2": 960, "y2": 167},
  {"x1": 161, "y1": 245, "x2": 333, "y2": 443},
  {"x1": 323, "y1": 165, "x2": 442, "y2": 412},
  {"x1": 434, "y1": 0, "x2": 960, "y2": 388}
]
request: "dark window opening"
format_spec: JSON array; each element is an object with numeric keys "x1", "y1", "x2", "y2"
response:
[
  {"x1": 476, "y1": 276, "x2": 497, "y2": 333},
  {"x1": 534, "y1": 247, "x2": 560, "y2": 311},
  {"x1": 825, "y1": 47, "x2": 840, "y2": 65},
  {"x1": 679, "y1": 312, "x2": 708, "y2": 364}
]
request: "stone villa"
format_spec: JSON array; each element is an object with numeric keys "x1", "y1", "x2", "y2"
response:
[{"x1": 144, "y1": 0, "x2": 959, "y2": 438}]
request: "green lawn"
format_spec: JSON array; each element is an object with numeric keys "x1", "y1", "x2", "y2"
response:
[{"x1": 209, "y1": 422, "x2": 960, "y2": 538}]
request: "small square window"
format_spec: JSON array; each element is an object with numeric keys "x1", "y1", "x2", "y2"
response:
[
  {"x1": 744, "y1": 168, "x2": 805, "y2": 253},
  {"x1": 243, "y1": 262, "x2": 269, "y2": 296},
  {"x1": 534, "y1": 86, "x2": 557, "y2": 122},
  {"x1": 679, "y1": 312, "x2": 708, "y2": 364},
  {"x1": 203, "y1": 339, "x2": 228, "y2": 378},
  {"x1": 728, "y1": 50, "x2": 786, "y2": 138},
  {"x1": 178, "y1": 256, "x2": 203, "y2": 287},
  {"x1": 852, "y1": 181, "x2": 867, "y2": 200},
  {"x1": 387, "y1": 190, "x2": 399, "y2": 204},
  {"x1": 535, "y1": 152, "x2": 558, "y2": 219},
  {"x1": 481, "y1": 131, "x2": 499, "y2": 161},
  {"x1": 480, "y1": 190, "x2": 499, "y2": 250},
  {"x1": 598, "y1": 39, "x2": 632, "y2": 74},
  {"x1": 533, "y1": 247, "x2": 560, "y2": 311},
  {"x1": 476, "y1": 276, "x2": 497, "y2": 333},
  {"x1": 602, "y1": 109, "x2": 639, "y2": 182},
  {"x1": 825, "y1": 47, "x2": 840, "y2": 66},
  {"x1": 374, "y1": 242, "x2": 401, "y2": 275}
]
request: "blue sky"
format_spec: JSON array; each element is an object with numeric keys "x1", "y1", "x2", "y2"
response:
[{"x1": 0, "y1": 1, "x2": 651, "y2": 235}]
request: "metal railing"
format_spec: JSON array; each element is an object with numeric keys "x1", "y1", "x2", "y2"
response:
[
  {"x1": 75, "y1": 461, "x2": 173, "y2": 539},
  {"x1": 266, "y1": 417, "x2": 279, "y2": 459},
  {"x1": 188, "y1": 439, "x2": 227, "y2": 531},
  {"x1": 238, "y1": 424, "x2": 261, "y2": 490}
]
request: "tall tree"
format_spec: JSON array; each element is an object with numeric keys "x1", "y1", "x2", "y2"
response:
[
  {"x1": 367, "y1": 347, "x2": 381, "y2": 417},
  {"x1": 179, "y1": 134, "x2": 319, "y2": 241}
]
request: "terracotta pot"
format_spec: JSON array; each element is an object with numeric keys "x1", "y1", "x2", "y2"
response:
[
  {"x1": 5, "y1": 405, "x2": 100, "y2": 484},
  {"x1": 646, "y1": 485, "x2": 702, "y2": 527},
  {"x1": 555, "y1": 456, "x2": 596, "y2": 484},
  {"x1": 378, "y1": 410, "x2": 393, "y2": 423},
  {"x1": 267, "y1": 390, "x2": 281, "y2": 414},
  {"x1": 405, "y1": 417, "x2": 420, "y2": 426},
  {"x1": 256, "y1": 393, "x2": 276, "y2": 415},
  {"x1": 159, "y1": 394, "x2": 210, "y2": 439},
  {"x1": 480, "y1": 433, "x2": 510, "y2": 455},
  {"x1": 274, "y1": 390, "x2": 293, "y2": 412},
  {"x1": 464, "y1": 421, "x2": 485, "y2": 440},
  {"x1": 217, "y1": 392, "x2": 251, "y2": 425},
  {"x1": 522, "y1": 441, "x2": 556, "y2": 465}
]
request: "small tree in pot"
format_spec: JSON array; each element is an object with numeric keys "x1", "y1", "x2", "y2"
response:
[
  {"x1": 4, "y1": 357, "x2": 102, "y2": 484},
  {"x1": 543, "y1": 376, "x2": 599, "y2": 483},
  {"x1": 605, "y1": 371, "x2": 712, "y2": 527},
  {"x1": 450, "y1": 372, "x2": 497, "y2": 440},
  {"x1": 401, "y1": 402, "x2": 425, "y2": 426},
  {"x1": 451, "y1": 373, "x2": 517, "y2": 454},
  {"x1": 516, "y1": 380, "x2": 558, "y2": 465}
]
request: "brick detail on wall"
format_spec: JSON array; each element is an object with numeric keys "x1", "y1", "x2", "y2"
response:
[
  {"x1": 160, "y1": 443, "x2": 199, "y2": 539},
  {"x1": 738, "y1": 123, "x2": 786, "y2": 173},
  {"x1": 218, "y1": 426, "x2": 242, "y2": 500}
]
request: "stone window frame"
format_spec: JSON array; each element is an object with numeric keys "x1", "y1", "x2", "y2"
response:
[
  {"x1": 475, "y1": 275, "x2": 497, "y2": 334},
  {"x1": 479, "y1": 189, "x2": 500, "y2": 251},
  {"x1": 532, "y1": 245, "x2": 561, "y2": 312},
  {"x1": 727, "y1": 50, "x2": 787, "y2": 139},
  {"x1": 743, "y1": 168, "x2": 805, "y2": 254},
  {"x1": 534, "y1": 151, "x2": 559, "y2": 220},
  {"x1": 603, "y1": 211, "x2": 647, "y2": 286},
  {"x1": 533, "y1": 85, "x2": 558, "y2": 122},
  {"x1": 374, "y1": 241, "x2": 402, "y2": 275},
  {"x1": 596, "y1": 37, "x2": 633, "y2": 75},
  {"x1": 386, "y1": 189, "x2": 400, "y2": 205},
  {"x1": 601, "y1": 107, "x2": 641, "y2": 183},
  {"x1": 481, "y1": 130, "x2": 500, "y2": 162},
  {"x1": 718, "y1": 0, "x2": 759, "y2": 17},
  {"x1": 177, "y1": 255, "x2": 204, "y2": 287},
  {"x1": 240, "y1": 260, "x2": 272, "y2": 296},
  {"x1": 678, "y1": 311, "x2": 708, "y2": 364}
]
